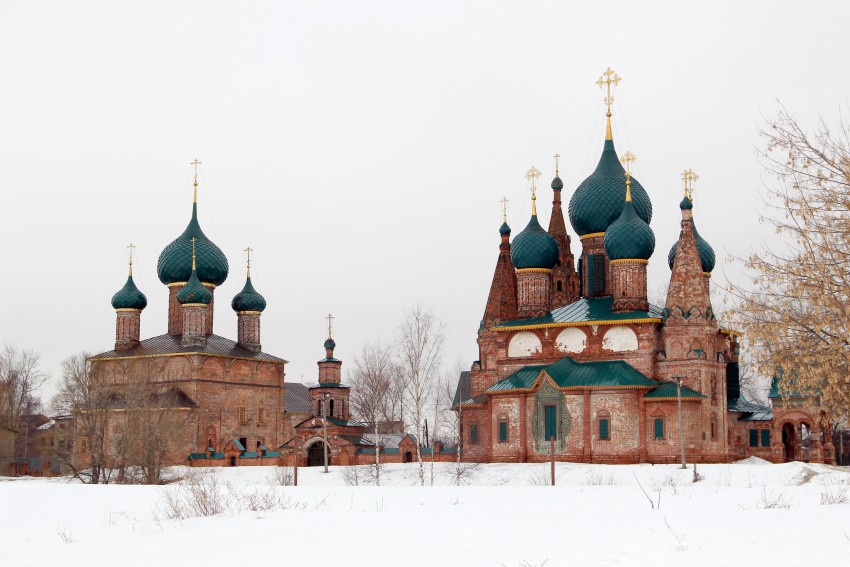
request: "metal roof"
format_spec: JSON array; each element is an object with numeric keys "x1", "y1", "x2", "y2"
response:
[
  {"x1": 488, "y1": 356, "x2": 656, "y2": 393},
  {"x1": 89, "y1": 333, "x2": 287, "y2": 363},
  {"x1": 284, "y1": 383, "x2": 311, "y2": 413},
  {"x1": 492, "y1": 297, "x2": 663, "y2": 330}
]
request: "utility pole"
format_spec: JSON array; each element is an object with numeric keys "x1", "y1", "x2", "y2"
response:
[
  {"x1": 677, "y1": 377, "x2": 687, "y2": 469},
  {"x1": 550, "y1": 436, "x2": 555, "y2": 486},
  {"x1": 323, "y1": 392, "x2": 330, "y2": 473}
]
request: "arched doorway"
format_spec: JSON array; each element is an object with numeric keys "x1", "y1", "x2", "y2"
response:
[
  {"x1": 307, "y1": 442, "x2": 327, "y2": 467},
  {"x1": 782, "y1": 423, "x2": 797, "y2": 462}
]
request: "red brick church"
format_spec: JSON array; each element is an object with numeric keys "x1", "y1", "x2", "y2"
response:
[{"x1": 455, "y1": 69, "x2": 835, "y2": 465}]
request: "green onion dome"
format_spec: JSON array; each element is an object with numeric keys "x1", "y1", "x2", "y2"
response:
[
  {"x1": 324, "y1": 338, "x2": 336, "y2": 350},
  {"x1": 499, "y1": 222, "x2": 511, "y2": 235},
  {"x1": 157, "y1": 202, "x2": 229, "y2": 286},
  {"x1": 176, "y1": 266, "x2": 212, "y2": 305},
  {"x1": 231, "y1": 276, "x2": 267, "y2": 312},
  {"x1": 603, "y1": 196, "x2": 655, "y2": 261},
  {"x1": 510, "y1": 213, "x2": 560, "y2": 269},
  {"x1": 551, "y1": 175, "x2": 564, "y2": 191},
  {"x1": 568, "y1": 139, "x2": 652, "y2": 236},
  {"x1": 667, "y1": 197, "x2": 715, "y2": 272},
  {"x1": 111, "y1": 275, "x2": 147, "y2": 310}
]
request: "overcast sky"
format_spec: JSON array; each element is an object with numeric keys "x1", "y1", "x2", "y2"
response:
[{"x1": 2, "y1": 1, "x2": 849, "y2": 401}]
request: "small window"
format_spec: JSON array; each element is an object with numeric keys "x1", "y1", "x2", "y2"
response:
[
  {"x1": 329, "y1": 399, "x2": 335, "y2": 418},
  {"x1": 499, "y1": 421, "x2": 508, "y2": 443},
  {"x1": 654, "y1": 418, "x2": 664, "y2": 440},
  {"x1": 317, "y1": 399, "x2": 323, "y2": 416},
  {"x1": 761, "y1": 429, "x2": 771, "y2": 447},
  {"x1": 710, "y1": 420, "x2": 716, "y2": 440},
  {"x1": 238, "y1": 407, "x2": 247, "y2": 425},
  {"x1": 749, "y1": 429, "x2": 759, "y2": 447},
  {"x1": 556, "y1": 281, "x2": 563, "y2": 292},
  {"x1": 470, "y1": 425, "x2": 479, "y2": 444},
  {"x1": 258, "y1": 407, "x2": 266, "y2": 425},
  {"x1": 599, "y1": 418, "x2": 610, "y2": 440}
]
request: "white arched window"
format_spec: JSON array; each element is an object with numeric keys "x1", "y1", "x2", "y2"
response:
[
  {"x1": 508, "y1": 332, "x2": 542, "y2": 357},
  {"x1": 602, "y1": 326, "x2": 638, "y2": 352},
  {"x1": 555, "y1": 328, "x2": 587, "y2": 354}
]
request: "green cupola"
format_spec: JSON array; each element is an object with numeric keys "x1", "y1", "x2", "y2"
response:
[
  {"x1": 157, "y1": 174, "x2": 228, "y2": 286},
  {"x1": 510, "y1": 196, "x2": 560, "y2": 270},
  {"x1": 324, "y1": 338, "x2": 336, "y2": 350},
  {"x1": 111, "y1": 275, "x2": 148, "y2": 310},
  {"x1": 604, "y1": 171, "x2": 655, "y2": 261},
  {"x1": 232, "y1": 276, "x2": 267, "y2": 313},
  {"x1": 668, "y1": 196, "x2": 715, "y2": 273},
  {"x1": 177, "y1": 242, "x2": 212, "y2": 305},
  {"x1": 499, "y1": 221, "x2": 511, "y2": 235},
  {"x1": 568, "y1": 138, "x2": 653, "y2": 236}
]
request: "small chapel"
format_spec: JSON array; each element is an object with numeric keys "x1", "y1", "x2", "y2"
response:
[{"x1": 455, "y1": 69, "x2": 835, "y2": 465}]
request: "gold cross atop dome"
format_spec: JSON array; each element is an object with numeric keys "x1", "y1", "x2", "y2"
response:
[
  {"x1": 190, "y1": 158, "x2": 202, "y2": 203},
  {"x1": 127, "y1": 243, "x2": 136, "y2": 276},
  {"x1": 682, "y1": 169, "x2": 698, "y2": 200},
  {"x1": 325, "y1": 313, "x2": 334, "y2": 339},
  {"x1": 525, "y1": 166, "x2": 542, "y2": 215},
  {"x1": 596, "y1": 67, "x2": 621, "y2": 140},
  {"x1": 621, "y1": 151, "x2": 636, "y2": 201},
  {"x1": 500, "y1": 197, "x2": 509, "y2": 223},
  {"x1": 244, "y1": 246, "x2": 254, "y2": 277},
  {"x1": 553, "y1": 153, "x2": 561, "y2": 176}
]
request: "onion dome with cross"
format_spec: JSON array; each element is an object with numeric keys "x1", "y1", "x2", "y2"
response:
[
  {"x1": 111, "y1": 243, "x2": 148, "y2": 310},
  {"x1": 568, "y1": 68, "x2": 652, "y2": 237},
  {"x1": 177, "y1": 238, "x2": 213, "y2": 305},
  {"x1": 157, "y1": 159, "x2": 229, "y2": 287},
  {"x1": 603, "y1": 152, "x2": 655, "y2": 261},
  {"x1": 668, "y1": 170, "x2": 715, "y2": 274},
  {"x1": 231, "y1": 247, "x2": 267, "y2": 313},
  {"x1": 510, "y1": 166, "x2": 560, "y2": 270}
]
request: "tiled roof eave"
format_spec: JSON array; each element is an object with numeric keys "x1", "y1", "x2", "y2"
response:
[
  {"x1": 487, "y1": 384, "x2": 657, "y2": 395},
  {"x1": 492, "y1": 317, "x2": 662, "y2": 332}
]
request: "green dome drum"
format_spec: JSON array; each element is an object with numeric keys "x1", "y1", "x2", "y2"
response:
[
  {"x1": 157, "y1": 202, "x2": 229, "y2": 286},
  {"x1": 111, "y1": 275, "x2": 148, "y2": 310},
  {"x1": 569, "y1": 140, "x2": 652, "y2": 236}
]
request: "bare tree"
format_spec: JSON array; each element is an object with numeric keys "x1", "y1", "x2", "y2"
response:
[
  {"x1": 396, "y1": 304, "x2": 445, "y2": 486},
  {"x1": 0, "y1": 344, "x2": 47, "y2": 459},
  {"x1": 348, "y1": 340, "x2": 396, "y2": 485},
  {"x1": 728, "y1": 105, "x2": 850, "y2": 416}
]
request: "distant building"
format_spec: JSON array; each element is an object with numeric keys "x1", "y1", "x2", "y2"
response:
[
  {"x1": 455, "y1": 69, "x2": 833, "y2": 465},
  {"x1": 0, "y1": 426, "x2": 17, "y2": 476}
]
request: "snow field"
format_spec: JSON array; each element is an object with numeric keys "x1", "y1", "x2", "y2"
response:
[{"x1": 1, "y1": 461, "x2": 849, "y2": 566}]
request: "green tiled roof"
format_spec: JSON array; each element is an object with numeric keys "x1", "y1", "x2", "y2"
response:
[
  {"x1": 643, "y1": 382, "x2": 706, "y2": 399},
  {"x1": 111, "y1": 275, "x2": 148, "y2": 310},
  {"x1": 487, "y1": 356, "x2": 656, "y2": 393},
  {"x1": 569, "y1": 139, "x2": 652, "y2": 236},
  {"x1": 668, "y1": 222, "x2": 715, "y2": 273},
  {"x1": 453, "y1": 371, "x2": 471, "y2": 407},
  {"x1": 493, "y1": 296, "x2": 663, "y2": 330},
  {"x1": 511, "y1": 214, "x2": 559, "y2": 269},
  {"x1": 309, "y1": 382, "x2": 348, "y2": 389},
  {"x1": 499, "y1": 222, "x2": 511, "y2": 235},
  {"x1": 231, "y1": 276, "x2": 266, "y2": 312},
  {"x1": 157, "y1": 202, "x2": 229, "y2": 286},
  {"x1": 324, "y1": 338, "x2": 336, "y2": 350},
  {"x1": 603, "y1": 198, "x2": 655, "y2": 260}
]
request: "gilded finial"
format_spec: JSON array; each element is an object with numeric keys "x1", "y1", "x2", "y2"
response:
[
  {"x1": 325, "y1": 313, "x2": 334, "y2": 339},
  {"x1": 621, "y1": 151, "x2": 636, "y2": 202},
  {"x1": 127, "y1": 243, "x2": 136, "y2": 276},
  {"x1": 682, "y1": 169, "x2": 698, "y2": 201},
  {"x1": 190, "y1": 158, "x2": 202, "y2": 203},
  {"x1": 553, "y1": 153, "x2": 561, "y2": 177},
  {"x1": 190, "y1": 236, "x2": 197, "y2": 271},
  {"x1": 500, "y1": 197, "x2": 509, "y2": 223},
  {"x1": 244, "y1": 246, "x2": 254, "y2": 277},
  {"x1": 525, "y1": 166, "x2": 541, "y2": 215},
  {"x1": 596, "y1": 67, "x2": 621, "y2": 141}
]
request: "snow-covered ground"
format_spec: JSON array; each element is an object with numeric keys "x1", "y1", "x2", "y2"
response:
[{"x1": 2, "y1": 460, "x2": 849, "y2": 566}]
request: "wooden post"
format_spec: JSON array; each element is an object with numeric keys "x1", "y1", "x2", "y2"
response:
[
  {"x1": 550, "y1": 436, "x2": 555, "y2": 486},
  {"x1": 677, "y1": 377, "x2": 687, "y2": 469}
]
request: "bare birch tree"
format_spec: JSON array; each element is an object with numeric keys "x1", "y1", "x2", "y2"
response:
[
  {"x1": 396, "y1": 304, "x2": 445, "y2": 486},
  {"x1": 348, "y1": 340, "x2": 396, "y2": 485},
  {"x1": 729, "y1": 105, "x2": 850, "y2": 416}
]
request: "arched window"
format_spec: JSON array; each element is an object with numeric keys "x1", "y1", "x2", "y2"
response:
[
  {"x1": 318, "y1": 399, "x2": 323, "y2": 416},
  {"x1": 329, "y1": 399, "x2": 335, "y2": 418},
  {"x1": 597, "y1": 410, "x2": 611, "y2": 440},
  {"x1": 556, "y1": 281, "x2": 563, "y2": 292}
]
